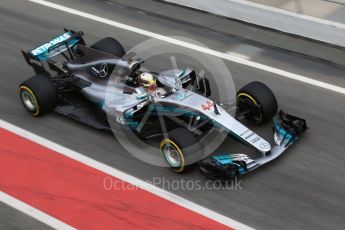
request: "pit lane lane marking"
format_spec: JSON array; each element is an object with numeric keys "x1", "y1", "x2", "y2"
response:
[
  {"x1": 0, "y1": 191, "x2": 76, "y2": 230},
  {"x1": 0, "y1": 119, "x2": 253, "y2": 230},
  {"x1": 27, "y1": 0, "x2": 345, "y2": 95}
]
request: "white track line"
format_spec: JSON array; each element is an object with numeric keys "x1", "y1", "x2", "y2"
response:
[
  {"x1": 28, "y1": 0, "x2": 345, "y2": 95},
  {"x1": 0, "y1": 119, "x2": 254, "y2": 230},
  {"x1": 0, "y1": 191, "x2": 76, "y2": 230}
]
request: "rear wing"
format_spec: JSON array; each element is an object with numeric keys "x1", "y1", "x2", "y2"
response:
[{"x1": 21, "y1": 29, "x2": 85, "y2": 74}]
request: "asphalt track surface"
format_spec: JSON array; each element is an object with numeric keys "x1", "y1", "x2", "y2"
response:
[{"x1": 1, "y1": 0, "x2": 345, "y2": 229}]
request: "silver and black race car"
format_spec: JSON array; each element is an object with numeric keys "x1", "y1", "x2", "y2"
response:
[{"x1": 19, "y1": 29, "x2": 307, "y2": 178}]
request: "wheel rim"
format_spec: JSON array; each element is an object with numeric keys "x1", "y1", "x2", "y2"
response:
[
  {"x1": 21, "y1": 89, "x2": 38, "y2": 113},
  {"x1": 163, "y1": 144, "x2": 181, "y2": 167},
  {"x1": 237, "y1": 94, "x2": 262, "y2": 124}
]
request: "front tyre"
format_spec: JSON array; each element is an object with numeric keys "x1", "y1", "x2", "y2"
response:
[
  {"x1": 160, "y1": 128, "x2": 202, "y2": 173},
  {"x1": 237, "y1": 81, "x2": 278, "y2": 125},
  {"x1": 19, "y1": 75, "x2": 58, "y2": 116}
]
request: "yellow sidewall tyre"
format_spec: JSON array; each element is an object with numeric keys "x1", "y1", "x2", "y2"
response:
[
  {"x1": 237, "y1": 81, "x2": 277, "y2": 125},
  {"x1": 160, "y1": 128, "x2": 202, "y2": 173},
  {"x1": 19, "y1": 75, "x2": 58, "y2": 116}
]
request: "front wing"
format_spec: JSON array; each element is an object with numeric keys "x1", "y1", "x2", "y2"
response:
[{"x1": 199, "y1": 110, "x2": 307, "y2": 180}]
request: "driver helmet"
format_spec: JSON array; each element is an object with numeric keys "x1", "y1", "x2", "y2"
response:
[{"x1": 138, "y1": 72, "x2": 157, "y2": 92}]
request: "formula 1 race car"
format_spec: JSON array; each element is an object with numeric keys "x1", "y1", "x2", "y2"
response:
[{"x1": 19, "y1": 29, "x2": 307, "y2": 177}]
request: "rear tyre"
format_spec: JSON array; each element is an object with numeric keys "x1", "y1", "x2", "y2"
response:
[
  {"x1": 237, "y1": 81, "x2": 277, "y2": 125},
  {"x1": 160, "y1": 128, "x2": 202, "y2": 173},
  {"x1": 91, "y1": 37, "x2": 125, "y2": 58},
  {"x1": 19, "y1": 75, "x2": 58, "y2": 116}
]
